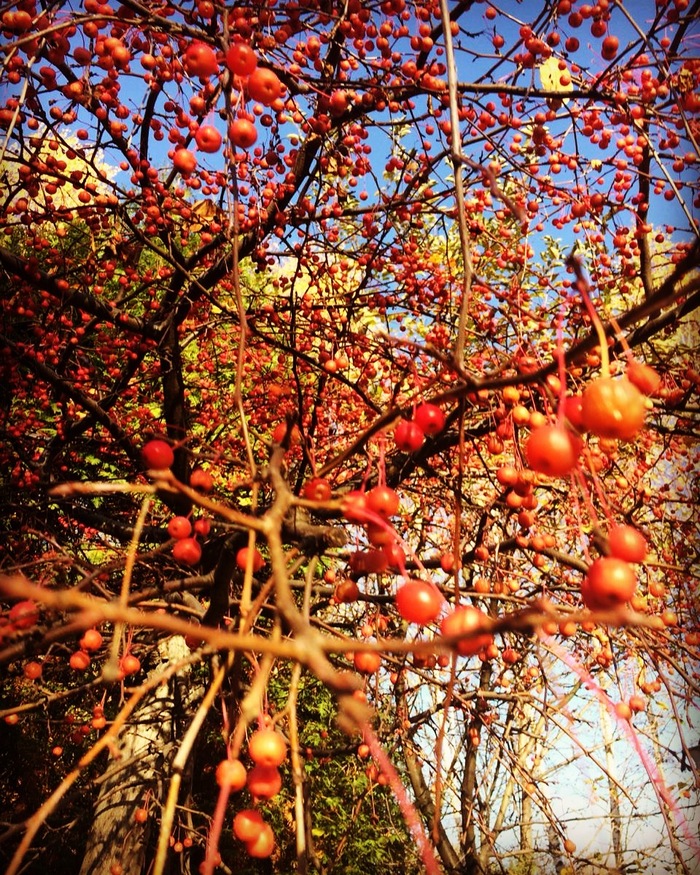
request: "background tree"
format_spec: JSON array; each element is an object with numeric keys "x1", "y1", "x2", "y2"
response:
[{"x1": 1, "y1": 0, "x2": 699, "y2": 873}]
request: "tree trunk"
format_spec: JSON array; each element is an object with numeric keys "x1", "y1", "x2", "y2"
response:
[
  {"x1": 79, "y1": 637, "x2": 197, "y2": 875},
  {"x1": 600, "y1": 699, "x2": 624, "y2": 872}
]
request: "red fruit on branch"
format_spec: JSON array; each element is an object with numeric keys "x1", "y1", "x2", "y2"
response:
[
  {"x1": 69, "y1": 650, "x2": 91, "y2": 671},
  {"x1": 334, "y1": 579, "x2": 360, "y2": 603},
  {"x1": 193, "y1": 518, "x2": 211, "y2": 536},
  {"x1": 607, "y1": 525, "x2": 647, "y2": 563},
  {"x1": 342, "y1": 490, "x2": 369, "y2": 522},
  {"x1": 626, "y1": 361, "x2": 661, "y2": 396},
  {"x1": 366, "y1": 485, "x2": 400, "y2": 517},
  {"x1": 353, "y1": 650, "x2": 382, "y2": 673},
  {"x1": 395, "y1": 579, "x2": 444, "y2": 625},
  {"x1": 172, "y1": 537, "x2": 202, "y2": 565},
  {"x1": 366, "y1": 520, "x2": 393, "y2": 547},
  {"x1": 215, "y1": 758, "x2": 247, "y2": 790},
  {"x1": 190, "y1": 468, "x2": 214, "y2": 491},
  {"x1": 228, "y1": 118, "x2": 258, "y2": 148},
  {"x1": 394, "y1": 419, "x2": 425, "y2": 452},
  {"x1": 120, "y1": 653, "x2": 141, "y2": 675},
  {"x1": 413, "y1": 403, "x2": 446, "y2": 435},
  {"x1": 23, "y1": 661, "x2": 42, "y2": 679},
  {"x1": 248, "y1": 729, "x2": 287, "y2": 767},
  {"x1": 167, "y1": 516, "x2": 192, "y2": 540},
  {"x1": 271, "y1": 421, "x2": 301, "y2": 445},
  {"x1": 172, "y1": 148, "x2": 197, "y2": 176},
  {"x1": 246, "y1": 764, "x2": 282, "y2": 799},
  {"x1": 183, "y1": 41, "x2": 219, "y2": 77},
  {"x1": 246, "y1": 67, "x2": 282, "y2": 105},
  {"x1": 80, "y1": 629, "x2": 103, "y2": 651},
  {"x1": 246, "y1": 823, "x2": 275, "y2": 858},
  {"x1": 194, "y1": 124, "x2": 222, "y2": 153},
  {"x1": 226, "y1": 42, "x2": 257, "y2": 76},
  {"x1": 525, "y1": 424, "x2": 580, "y2": 477},
  {"x1": 9, "y1": 600, "x2": 39, "y2": 629},
  {"x1": 440, "y1": 606, "x2": 492, "y2": 656},
  {"x1": 236, "y1": 546, "x2": 265, "y2": 572},
  {"x1": 233, "y1": 809, "x2": 266, "y2": 842},
  {"x1": 581, "y1": 557, "x2": 637, "y2": 609},
  {"x1": 302, "y1": 477, "x2": 332, "y2": 501},
  {"x1": 558, "y1": 394, "x2": 585, "y2": 431},
  {"x1": 581, "y1": 377, "x2": 646, "y2": 441},
  {"x1": 142, "y1": 439, "x2": 174, "y2": 470},
  {"x1": 601, "y1": 35, "x2": 619, "y2": 61}
]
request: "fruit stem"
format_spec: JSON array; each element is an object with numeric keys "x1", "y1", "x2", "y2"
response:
[
  {"x1": 555, "y1": 314, "x2": 568, "y2": 424},
  {"x1": 566, "y1": 254, "x2": 610, "y2": 379},
  {"x1": 608, "y1": 313, "x2": 633, "y2": 359}
]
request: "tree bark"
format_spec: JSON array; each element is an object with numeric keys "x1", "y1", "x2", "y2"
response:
[
  {"x1": 79, "y1": 637, "x2": 197, "y2": 875},
  {"x1": 600, "y1": 700, "x2": 624, "y2": 873}
]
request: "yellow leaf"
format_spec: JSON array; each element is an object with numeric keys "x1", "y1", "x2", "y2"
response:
[{"x1": 539, "y1": 56, "x2": 573, "y2": 98}]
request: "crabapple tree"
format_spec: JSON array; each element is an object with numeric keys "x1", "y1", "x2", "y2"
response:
[{"x1": 1, "y1": 0, "x2": 699, "y2": 874}]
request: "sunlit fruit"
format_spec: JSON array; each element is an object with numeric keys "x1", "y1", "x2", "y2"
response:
[
  {"x1": 120, "y1": 653, "x2": 141, "y2": 675},
  {"x1": 440, "y1": 552, "x2": 458, "y2": 573},
  {"x1": 601, "y1": 35, "x2": 619, "y2": 60},
  {"x1": 80, "y1": 628, "x2": 103, "y2": 651},
  {"x1": 342, "y1": 490, "x2": 369, "y2": 522},
  {"x1": 215, "y1": 758, "x2": 247, "y2": 791},
  {"x1": 629, "y1": 694, "x2": 646, "y2": 713},
  {"x1": 225, "y1": 42, "x2": 257, "y2": 76},
  {"x1": 233, "y1": 808, "x2": 265, "y2": 842},
  {"x1": 183, "y1": 41, "x2": 219, "y2": 77},
  {"x1": 302, "y1": 477, "x2": 332, "y2": 501},
  {"x1": 246, "y1": 823, "x2": 275, "y2": 858},
  {"x1": 246, "y1": 67, "x2": 282, "y2": 105},
  {"x1": 366, "y1": 485, "x2": 400, "y2": 518},
  {"x1": 69, "y1": 650, "x2": 91, "y2": 671},
  {"x1": 168, "y1": 516, "x2": 192, "y2": 540},
  {"x1": 525, "y1": 424, "x2": 579, "y2": 477},
  {"x1": 626, "y1": 361, "x2": 661, "y2": 396},
  {"x1": 607, "y1": 525, "x2": 647, "y2": 563},
  {"x1": 228, "y1": 118, "x2": 258, "y2": 148},
  {"x1": 413, "y1": 403, "x2": 446, "y2": 435},
  {"x1": 614, "y1": 702, "x2": 632, "y2": 721},
  {"x1": 248, "y1": 729, "x2": 287, "y2": 767},
  {"x1": 353, "y1": 650, "x2": 382, "y2": 674},
  {"x1": 328, "y1": 90, "x2": 349, "y2": 115},
  {"x1": 440, "y1": 606, "x2": 492, "y2": 656},
  {"x1": 394, "y1": 419, "x2": 424, "y2": 452},
  {"x1": 395, "y1": 579, "x2": 444, "y2": 625},
  {"x1": 581, "y1": 557, "x2": 637, "y2": 609},
  {"x1": 496, "y1": 465, "x2": 519, "y2": 487},
  {"x1": 172, "y1": 148, "x2": 197, "y2": 176},
  {"x1": 141, "y1": 439, "x2": 174, "y2": 470},
  {"x1": 194, "y1": 124, "x2": 222, "y2": 153},
  {"x1": 246, "y1": 764, "x2": 282, "y2": 798},
  {"x1": 272, "y1": 421, "x2": 301, "y2": 445},
  {"x1": 581, "y1": 377, "x2": 646, "y2": 441},
  {"x1": 172, "y1": 537, "x2": 202, "y2": 565},
  {"x1": 558, "y1": 394, "x2": 585, "y2": 431}
]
